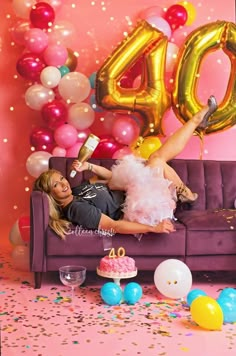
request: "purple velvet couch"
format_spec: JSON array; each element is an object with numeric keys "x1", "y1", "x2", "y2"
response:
[{"x1": 30, "y1": 157, "x2": 236, "y2": 288}]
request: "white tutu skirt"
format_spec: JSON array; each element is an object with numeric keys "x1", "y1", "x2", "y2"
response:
[{"x1": 110, "y1": 155, "x2": 176, "y2": 226}]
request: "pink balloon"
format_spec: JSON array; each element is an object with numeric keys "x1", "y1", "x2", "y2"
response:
[
  {"x1": 48, "y1": 20, "x2": 76, "y2": 47},
  {"x1": 54, "y1": 124, "x2": 78, "y2": 148},
  {"x1": 112, "y1": 146, "x2": 133, "y2": 159},
  {"x1": 42, "y1": 0, "x2": 62, "y2": 11},
  {"x1": 41, "y1": 100, "x2": 68, "y2": 130},
  {"x1": 133, "y1": 75, "x2": 141, "y2": 88},
  {"x1": 26, "y1": 151, "x2": 52, "y2": 178},
  {"x1": 10, "y1": 20, "x2": 31, "y2": 45},
  {"x1": 24, "y1": 28, "x2": 49, "y2": 53},
  {"x1": 164, "y1": 4, "x2": 188, "y2": 30},
  {"x1": 139, "y1": 6, "x2": 163, "y2": 20},
  {"x1": 66, "y1": 142, "x2": 83, "y2": 157},
  {"x1": 52, "y1": 146, "x2": 66, "y2": 156},
  {"x1": 92, "y1": 135, "x2": 123, "y2": 159},
  {"x1": 112, "y1": 116, "x2": 140, "y2": 145},
  {"x1": 30, "y1": 126, "x2": 55, "y2": 152},
  {"x1": 77, "y1": 129, "x2": 91, "y2": 142},
  {"x1": 30, "y1": 2, "x2": 55, "y2": 29},
  {"x1": 16, "y1": 53, "x2": 46, "y2": 81},
  {"x1": 43, "y1": 44, "x2": 68, "y2": 66}
]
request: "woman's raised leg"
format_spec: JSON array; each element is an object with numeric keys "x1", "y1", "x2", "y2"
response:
[{"x1": 147, "y1": 96, "x2": 218, "y2": 202}]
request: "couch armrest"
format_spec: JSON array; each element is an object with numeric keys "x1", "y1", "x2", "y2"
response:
[{"x1": 30, "y1": 191, "x2": 49, "y2": 273}]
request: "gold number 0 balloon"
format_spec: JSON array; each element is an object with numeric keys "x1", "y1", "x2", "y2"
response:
[
  {"x1": 96, "y1": 20, "x2": 171, "y2": 137},
  {"x1": 172, "y1": 21, "x2": 236, "y2": 136}
]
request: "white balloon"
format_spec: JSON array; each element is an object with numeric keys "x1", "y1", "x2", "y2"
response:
[
  {"x1": 40, "y1": 66, "x2": 61, "y2": 88},
  {"x1": 9, "y1": 221, "x2": 24, "y2": 246},
  {"x1": 25, "y1": 84, "x2": 55, "y2": 111},
  {"x1": 12, "y1": 0, "x2": 36, "y2": 19},
  {"x1": 154, "y1": 259, "x2": 192, "y2": 299},
  {"x1": 26, "y1": 151, "x2": 52, "y2": 178},
  {"x1": 68, "y1": 102, "x2": 95, "y2": 130},
  {"x1": 11, "y1": 245, "x2": 30, "y2": 271},
  {"x1": 58, "y1": 72, "x2": 91, "y2": 103}
]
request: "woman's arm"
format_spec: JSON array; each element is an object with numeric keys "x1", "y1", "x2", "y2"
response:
[
  {"x1": 98, "y1": 214, "x2": 175, "y2": 235},
  {"x1": 71, "y1": 160, "x2": 112, "y2": 182}
]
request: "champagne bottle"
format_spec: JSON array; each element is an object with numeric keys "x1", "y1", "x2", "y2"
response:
[{"x1": 70, "y1": 134, "x2": 100, "y2": 178}]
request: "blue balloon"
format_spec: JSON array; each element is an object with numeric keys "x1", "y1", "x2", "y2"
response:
[
  {"x1": 89, "y1": 72, "x2": 97, "y2": 89},
  {"x1": 59, "y1": 65, "x2": 70, "y2": 77},
  {"x1": 100, "y1": 282, "x2": 122, "y2": 306},
  {"x1": 217, "y1": 296, "x2": 236, "y2": 323},
  {"x1": 219, "y1": 288, "x2": 236, "y2": 302},
  {"x1": 186, "y1": 289, "x2": 207, "y2": 306},
  {"x1": 89, "y1": 93, "x2": 104, "y2": 112},
  {"x1": 123, "y1": 282, "x2": 142, "y2": 305}
]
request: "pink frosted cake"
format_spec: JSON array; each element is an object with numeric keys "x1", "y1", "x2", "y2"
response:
[{"x1": 97, "y1": 255, "x2": 137, "y2": 279}]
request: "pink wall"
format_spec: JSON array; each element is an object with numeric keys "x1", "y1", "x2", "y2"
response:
[{"x1": 0, "y1": 0, "x2": 235, "y2": 239}]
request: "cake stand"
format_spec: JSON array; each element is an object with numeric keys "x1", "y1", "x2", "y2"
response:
[{"x1": 97, "y1": 268, "x2": 138, "y2": 286}]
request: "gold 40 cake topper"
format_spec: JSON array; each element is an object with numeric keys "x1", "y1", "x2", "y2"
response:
[{"x1": 108, "y1": 247, "x2": 126, "y2": 258}]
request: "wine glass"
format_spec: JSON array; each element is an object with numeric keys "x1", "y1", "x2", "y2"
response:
[{"x1": 59, "y1": 265, "x2": 86, "y2": 308}]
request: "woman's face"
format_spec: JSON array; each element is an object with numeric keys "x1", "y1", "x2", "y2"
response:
[{"x1": 49, "y1": 172, "x2": 72, "y2": 201}]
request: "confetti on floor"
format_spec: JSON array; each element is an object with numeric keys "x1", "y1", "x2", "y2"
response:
[{"x1": 0, "y1": 247, "x2": 236, "y2": 356}]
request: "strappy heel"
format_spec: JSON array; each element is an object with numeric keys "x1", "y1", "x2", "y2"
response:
[
  {"x1": 177, "y1": 183, "x2": 198, "y2": 204},
  {"x1": 198, "y1": 95, "x2": 218, "y2": 130}
]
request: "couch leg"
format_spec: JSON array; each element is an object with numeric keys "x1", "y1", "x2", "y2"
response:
[{"x1": 34, "y1": 272, "x2": 42, "y2": 289}]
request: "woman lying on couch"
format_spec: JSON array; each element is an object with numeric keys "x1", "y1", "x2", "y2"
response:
[{"x1": 33, "y1": 96, "x2": 218, "y2": 239}]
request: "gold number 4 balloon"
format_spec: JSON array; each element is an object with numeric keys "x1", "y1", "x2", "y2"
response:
[
  {"x1": 96, "y1": 20, "x2": 171, "y2": 138},
  {"x1": 96, "y1": 20, "x2": 236, "y2": 138}
]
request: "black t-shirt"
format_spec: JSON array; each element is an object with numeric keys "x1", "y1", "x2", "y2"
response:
[{"x1": 62, "y1": 182, "x2": 125, "y2": 230}]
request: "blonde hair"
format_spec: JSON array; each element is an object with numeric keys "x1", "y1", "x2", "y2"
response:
[{"x1": 33, "y1": 169, "x2": 71, "y2": 240}]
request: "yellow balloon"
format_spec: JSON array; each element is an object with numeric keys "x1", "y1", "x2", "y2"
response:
[
  {"x1": 178, "y1": 1, "x2": 197, "y2": 26},
  {"x1": 172, "y1": 21, "x2": 236, "y2": 136},
  {"x1": 190, "y1": 296, "x2": 223, "y2": 330},
  {"x1": 131, "y1": 136, "x2": 162, "y2": 159},
  {"x1": 96, "y1": 20, "x2": 171, "y2": 137}
]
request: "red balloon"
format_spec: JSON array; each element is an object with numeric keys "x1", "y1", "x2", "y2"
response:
[
  {"x1": 16, "y1": 53, "x2": 46, "y2": 81},
  {"x1": 42, "y1": 100, "x2": 68, "y2": 130},
  {"x1": 30, "y1": 2, "x2": 55, "y2": 29},
  {"x1": 119, "y1": 74, "x2": 134, "y2": 88},
  {"x1": 18, "y1": 216, "x2": 30, "y2": 243},
  {"x1": 92, "y1": 135, "x2": 124, "y2": 159},
  {"x1": 30, "y1": 126, "x2": 55, "y2": 152},
  {"x1": 164, "y1": 4, "x2": 188, "y2": 30}
]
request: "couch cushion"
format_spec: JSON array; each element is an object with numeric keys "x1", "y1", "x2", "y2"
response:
[
  {"x1": 176, "y1": 210, "x2": 236, "y2": 255},
  {"x1": 46, "y1": 221, "x2": 186, "y2": 257}
]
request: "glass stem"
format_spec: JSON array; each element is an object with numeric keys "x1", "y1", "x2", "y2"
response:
[{"x1": 71, "y1": 286, "x2": 75, "y2": 307}]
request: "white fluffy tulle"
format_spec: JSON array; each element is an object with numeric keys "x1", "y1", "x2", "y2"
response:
[{"x1": 110, "y1": 155, "x2": 176, "y2": 226}]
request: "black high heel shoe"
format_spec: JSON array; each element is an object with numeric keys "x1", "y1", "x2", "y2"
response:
[{"x1": 198, "y1": 95, "x2": 218, "y2": 130}]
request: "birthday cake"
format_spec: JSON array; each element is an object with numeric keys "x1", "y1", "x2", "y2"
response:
[{"x1": 97, "y1": 248, "x2": 137, "y2": 279}]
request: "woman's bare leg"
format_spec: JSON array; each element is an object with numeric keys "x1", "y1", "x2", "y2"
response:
[
  {"x1": 148, "y1": 106, "x2": 209, "y2": 164},
  {"x1": 146, "y1": 106, "x2": 211, "y2": 202}
]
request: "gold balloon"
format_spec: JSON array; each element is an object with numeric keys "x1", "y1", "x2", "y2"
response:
[
  {"x1": 131, "y1": 135, "x2": 162, "y2": 159},
  {"x1": 65, "y1": 48, "x2": 78, "y2": 71},
  {"x1": 172, "y1": 21, "x2": 236, "y2": 136},
  {"x1": 96, "y1": 20, "x2": 171, "y2": 137}
]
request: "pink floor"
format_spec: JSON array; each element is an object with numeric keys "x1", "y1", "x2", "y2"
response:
[{"x1": 1, "y1": 246, "x2": 236, "y2": 356}]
